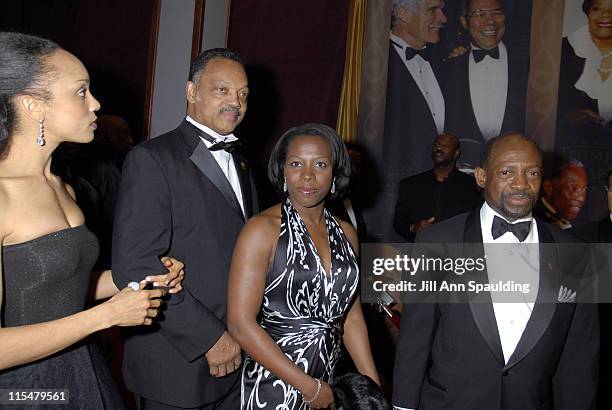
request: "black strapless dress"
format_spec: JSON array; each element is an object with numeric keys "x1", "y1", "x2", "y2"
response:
[{"x1": 0, "y1": 226, "x2": 125, "y2": 409}]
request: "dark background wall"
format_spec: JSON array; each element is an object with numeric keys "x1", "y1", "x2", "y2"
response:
[
  {"x1": 228, "y1": 0, "x2": 350, "y2": 205},
  {"x1": 1, "y1": 0, "x2": 351, "y2": 206},
  {"x1": 0, "y1": 0, "x2": 159, "y2": 143}
]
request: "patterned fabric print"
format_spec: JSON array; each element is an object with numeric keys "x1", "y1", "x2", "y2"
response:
[{"x1": 241, "y1": 198, "x2": 359, "y2": 410}]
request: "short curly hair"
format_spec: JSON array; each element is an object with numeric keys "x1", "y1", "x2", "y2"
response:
[
  {"x1": 188, "y1": 48, "x2": 243, "y2": 84},
  {"x1": 267, "y1": 123, "x2": 351, "y2": 199}
]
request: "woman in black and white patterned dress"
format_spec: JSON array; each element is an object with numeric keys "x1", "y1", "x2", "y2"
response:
[{"x1": 228, "y1": 123, "x2": 379, "y2": 409}]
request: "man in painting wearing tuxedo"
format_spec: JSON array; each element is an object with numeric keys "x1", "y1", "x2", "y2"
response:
[
  {"x1": 376, "y1": 0, "x2": 448, "y2": 241},
  {"x1": 444, "y1": 0, "x2": 529, "y2": 169},
  {"x1": 392, "y1": 133, "x2": 599, "y2": 410}
]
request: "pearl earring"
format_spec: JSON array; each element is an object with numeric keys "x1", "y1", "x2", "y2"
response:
[{"x1": 37, "y1": 118, "x2": 45, "y2": 146}]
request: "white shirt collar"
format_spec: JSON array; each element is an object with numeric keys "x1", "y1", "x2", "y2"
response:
[
  {"x1": 185, "y1": 116, "x2": 238, "y2": 147},
  {"x1": 389, "y1": 32, "x2": 426, "y2": 51},
  {"x1": 470, "y1": 41, "x2": 507, "y2": 56},
  {"x1": 540, "y1": 197, "x2": 556, "y2": 214},
  {"x1": 568, "y1": 25, "x2": 602, "y2": 60},
  {"x1": 480, "y1": 201, "x2": 536, "y2": 243}
]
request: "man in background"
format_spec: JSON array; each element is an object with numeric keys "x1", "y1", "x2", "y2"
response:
[
  {"x1": 535, "y1": 158, "x2": 589, "y2": 229},
  {"x1": 394, "y1": 133, "x2": 481, "y2": 241}
]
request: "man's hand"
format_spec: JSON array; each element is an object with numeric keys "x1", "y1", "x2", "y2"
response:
[
  {"x1": 447, "y1": 45, "x2": 469, "y2": 60},
  {"x1": 205, "y1": 331, "x2": 242, "y2": 377},
  {"x1": 411, "y1": 217, "x2": 435, "y2": 234}
]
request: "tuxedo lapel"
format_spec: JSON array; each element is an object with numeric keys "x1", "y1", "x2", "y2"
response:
[
  {"x1": 463, "y1": 209, "x2": 505, "y2": 365},
  {"x1": 462, "y1": 55, "x2": 486, "y2": 143},
  {"x1": 501, "y1": 46, "x2": 527, "y2": 135},
  {"x1": 180, "y1": 121, "x2": 245, "y2": 221},
  {"x1": 504, "y1": 220, "x2": 558, "y2": 370},
  {"x1": 232, "y1": 153, "x2": 253, "y2": 218},
  {"x1": 390, "y1": 47, "x2": 436, "y2": 128}
]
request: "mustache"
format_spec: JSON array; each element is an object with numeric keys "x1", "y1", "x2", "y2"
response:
[
  {"x1": 504, "y1": 192, "x2": 536, "y2": 201},
  {"x1": 220, "y1": 106, "x2": 241, "y2": 115}
]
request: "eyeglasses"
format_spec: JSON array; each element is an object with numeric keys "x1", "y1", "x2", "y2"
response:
[{"x1": 466, "y1": 8, "x2": 505, "y2": 19}]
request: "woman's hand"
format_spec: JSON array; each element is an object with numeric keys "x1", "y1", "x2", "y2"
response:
[
  {"x1": 102, "y1": 285, "x2": 165, "y2": 327},
  {"x1": 144, "y1": 257, "x2": 185, "y2": 294},
  {"x1": 303, "y1": 379, "x2": 334, "y2": 409}
]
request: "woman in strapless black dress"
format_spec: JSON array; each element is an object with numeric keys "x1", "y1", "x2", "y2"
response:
[
  {"x1": 0, "y1": 32, "x2": 184, "y2": 409},
  {"x1": 228, "y1": 124, "x2": 380, "y2": 409}
]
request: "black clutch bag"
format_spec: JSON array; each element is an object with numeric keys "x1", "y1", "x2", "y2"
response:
[{"x1": 332, "y1": 373, "x2": 391, "y2": 410}]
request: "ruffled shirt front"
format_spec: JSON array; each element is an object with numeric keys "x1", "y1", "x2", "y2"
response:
[{"x1": 568, "y1": 25, "x2": 612, "y2": 123}]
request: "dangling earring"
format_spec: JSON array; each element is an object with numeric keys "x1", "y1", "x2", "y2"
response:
[
  {"x1": 331, "y1": 178, "x2": 336, "y2": 194},
  {"x1": 283, "y1": 178, "x2": 287, "y2": 193},
  {"x1": 37, "y1": 118, "x2": 45, "y2": 146}
]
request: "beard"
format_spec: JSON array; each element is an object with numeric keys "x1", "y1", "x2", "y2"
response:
[{"x1": 496, "y1": 191, "x2": 537, "y2": 220}]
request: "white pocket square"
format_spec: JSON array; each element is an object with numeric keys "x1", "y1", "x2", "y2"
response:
[{"x1": 557, "y1": 286, "x2": 576, "y2": 303}]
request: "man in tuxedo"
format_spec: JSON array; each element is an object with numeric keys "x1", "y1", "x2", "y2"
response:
[
  {"x1": 393, "y1": 133, "x2": 481, "y2": 241},
  {"x1": 392, "y1": 133, "x2": 599, "y2": 409},
  {"x1": 112, "y1": 48, "x2": 258, "y2": 409},
  {"x1": 374, "y1": 0, "x2": 447, "y2": 241},
  {"x1": 445, "y1": 0, "x2": 529, "y2": 168}
]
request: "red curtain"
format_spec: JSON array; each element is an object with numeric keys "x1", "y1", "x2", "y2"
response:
[{"x1": 228, "y1": 0, "x2": 350, "y2": 204}]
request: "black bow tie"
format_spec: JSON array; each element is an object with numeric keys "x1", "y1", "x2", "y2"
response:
[
  {"x1": 209, "y1": 140, "x2": 241, "y2": 153},
  {"x1": 405, "y1": 46, "x2": 430, "y2": 61},
  {"x1": 473, "y1": 46, "x2": 499, "y2": 63},
  {"x1": 492, "y1": 215, "x2": 531, "y2": 242},
  {"x1": 199, "y1": 132, "x2": 241, "y2": 153}
]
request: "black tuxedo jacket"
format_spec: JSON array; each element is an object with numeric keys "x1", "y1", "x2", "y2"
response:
[
  {"x1": 383, "y1": 43, "x2": 444, "y2": 179},
  {"x1": 444, "y1": 44, "x2": 528, "y2": 167},
  {"x1": 392, "y1": 209, "x2": 599, "y2": 410},
  {"x1": 112, "y1": 120, "x2": 258, "y2": 407},
  {"x1": 375, "y1": 42, "x2": 445, "y2": 241},
  {"x1": 570, "y1": 217, "x2": 612, "y2": 244}
]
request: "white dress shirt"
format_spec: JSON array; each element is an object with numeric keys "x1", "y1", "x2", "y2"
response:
[
  {"x1": 185, "y1": 116, "x2": 245, "y2": 216},
  {"x1": 480, "y1": 202, "x2": 539, "y2": 364},
  {"x1": 568, "y1": 25, "x2": 612, "y2": 123},
  {"x1": 469, "y1": 42, "x2": 509, "y2": 141},
  {"x1": 390, "y1": 32, "x2": 445, "y2": 135}
]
